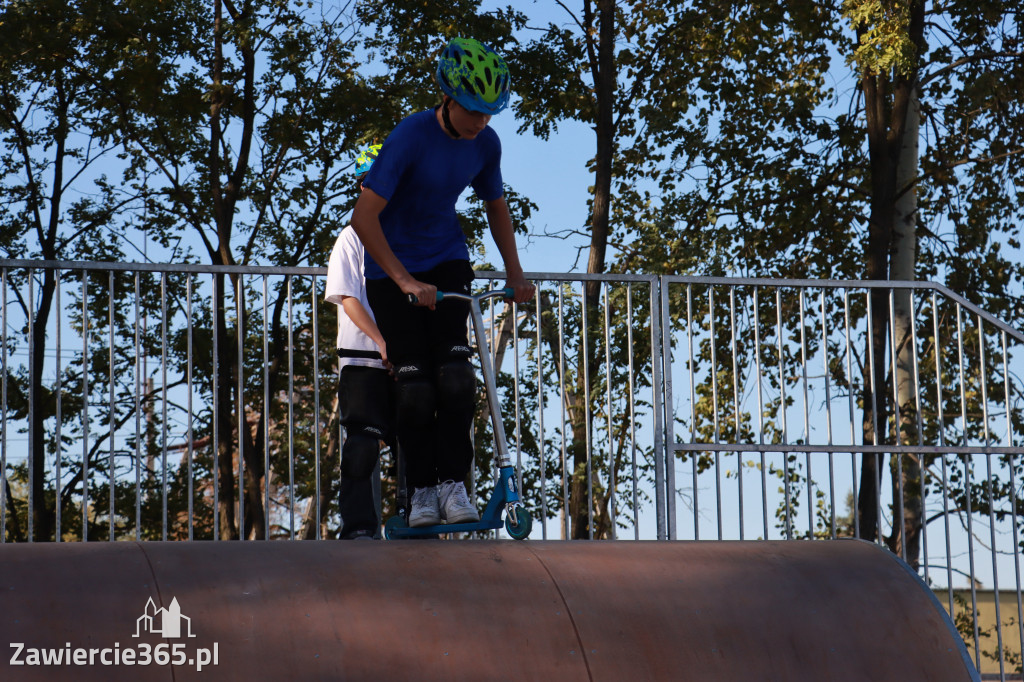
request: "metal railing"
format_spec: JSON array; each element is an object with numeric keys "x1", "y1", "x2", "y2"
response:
[{"x1": 2, "y1": 259, "x2": 1023, "y2": 678}]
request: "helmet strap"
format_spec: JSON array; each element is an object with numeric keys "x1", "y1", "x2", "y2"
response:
[{"x1": 440, "y1": 97, "x2": 461, "y2": 139}]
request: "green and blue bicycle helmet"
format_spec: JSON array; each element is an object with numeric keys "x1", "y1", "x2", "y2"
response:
[
  {"x1": 354, "y1": 144, "x2": 380, "y2": 178},
  {"x1": 436, "y1": 37, "x2": 511, "y2": 115}
]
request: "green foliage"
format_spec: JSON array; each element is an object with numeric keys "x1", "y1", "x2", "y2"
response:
[
  {"x1": 2, "y1": 0, "x2": 1022, "y2": 550},
  {"x1": 842, "y1": 0, "x2": 918, "y2": 76}
]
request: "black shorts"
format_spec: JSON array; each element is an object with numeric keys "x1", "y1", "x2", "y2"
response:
[{"x1": 365, "y1": 259, "x2": 474, "y2": 367}]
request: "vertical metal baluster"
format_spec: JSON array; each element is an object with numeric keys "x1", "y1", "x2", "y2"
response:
[
  {"x1": 236, "y1": 275, "x2": 245, "y2": 540},
  {"x1": 753, "y1": 287, "x2": 768, "y2": 540},
  {"x1": 55, "y1": 272, "x2": 62, "y2": 541},
  {"x1": 481, "y1": 288, "x2": 495, "y2": 512},
  {"x1": 212, "y1": 274, "x2": 220, "y2": 540},
  {"x1": 604, "y1": 284, "x2": 615, "y2": 539},
  {"x1": 558, "y1": 286, "x2": 569, "y2": 540},
  {"x1": 626, "y1": 283, "x2": 639, "y2": 539},
  {"x1": 1, "y1": 268, "x2": 7, "y2": 541},
  {"x1": 486, "y1": 284, "x2": 495, "y2": 500},
  {"x1": 709, "y1": 288, "x2": 722, "y2": 540},
  {"x1": 307, "y1": 276, "x2": 319, "y2": 536},
  {"x1": 976, "y1": 315, "x2": 1005, "y2": 678},
  {"x1": 955, "y1": 304, "x2": 981, "y2": 667},
  {"x1": 653, "y1": 278, "x2": 669, "y2": 540},
  {"x1": 108, "y1": 272, "x2": 116, "y2": 540},
  {"x1": 799, "y1": 291, "x2": 813, "y2": 539},
  {"x1": 81, "y1": 271, "x2": 89, "y2": 541},
  {"x1": 535, "y1": 283, "x2": 547, "y2": 539},
  {"x1": 884, "y1": 288, "x2": 909, "y2": 561},
  {"x1": 581, "y1": 284, "x2": 593, "y2": 539},
  {"x1": 287, "y1": 276, "x2": 296, "y2": 539},
  {"x1": 889, "y1": 290, "x2": 906, "y2": 562},
  {"x1": 844, "y1": 291, "x2": 859, "y2": 539},
  {"x1": 1002, "y1": 329, "x2": 1024, "y2": 666},
  {"x1": 932, "y1": 293, "x2": 954, "y2": 618},
  {"x1": 655, "y1": 278, "x2": 670, "y2": 540},
  {"x1": 866, "y1": 291, "x2": 882, "y2": 544},
  {"x1": 312, "y1": 276, "x2": 321, "y2": 540},
  {"x1": 28, "y1": 274, "x2": 35, "y2": 541},
  {"x1": 263, "y1": 276, "x2": 271, "y2": 540},
  {"x1": 910, "y1": 291, "x2": 926, "y2": 581},
  {"x1": 161, "y1": 273, "x2": 169, "y2": 541},
  {"x1": 514, "y1": 298, "x2": 523, "y2": 493},
  {"x1": 686, "y1": 284, "x2": 698, "y2": 540},
  {"x1": 777, "y1": 289, "x2": 791, "y2": 540},
  {"x1": 820, "y1": 290, "x2": 836, "y2": 538},
  {"x1": 134, "y1": 273, "x2": 142, "y2": 540},
  {"x1": 729, "y1": 287, "x2": 743, "y2": 540},
  {"x1": 187, "y1": 275, "x2": 194, "y2": 540},
  {"x1": 532, "y1": 280, "x2": 548, "y2": 536}
]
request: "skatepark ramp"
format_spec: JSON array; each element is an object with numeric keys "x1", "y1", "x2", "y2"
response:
[{"x1": 1, "y1": 539, "x2": 977, "y2": 681}]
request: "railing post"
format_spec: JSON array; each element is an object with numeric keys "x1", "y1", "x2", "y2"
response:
[{"x1": 653, "y1": 275, "x2": 669, "y2": 540}]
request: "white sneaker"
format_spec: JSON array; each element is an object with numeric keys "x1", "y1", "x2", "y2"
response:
[
  {"x1": 408, "y1": 486, "x2": 442, "y2": 527},
  {"x1": 438, "y1": 480, "x2": 480, "y2": 524}
]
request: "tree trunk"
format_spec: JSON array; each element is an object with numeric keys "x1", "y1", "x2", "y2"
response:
[
  {"x1": 854, "y1": 0, "x2": 925, "y2": 547},
  {"x1": 570, "y1": 0, "x2": 617, "y2": 540},
  {"x1": 213, "y1": 273, "x2": 238, "y2": 540},
  {"x1": 888, "y1": 85, "x2": 922, "y2": 567},
  {"x1": 29, "y1": 272, "x2": 56, "y2": 541},
  {"x1": 857, "y1": 54, "x2": 896, "y2": 541},
  {"x1": 26, "y1": 69, "x2": 69, "y2": 541}
]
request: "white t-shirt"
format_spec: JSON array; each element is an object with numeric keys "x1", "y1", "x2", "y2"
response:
[{"x1": 325, "y1": 226, "x2": 385, "y2": 370}]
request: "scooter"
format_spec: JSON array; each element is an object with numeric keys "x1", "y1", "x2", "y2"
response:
[{"x1": 383, "y1": 287, "x2": 533, "y2": 541}]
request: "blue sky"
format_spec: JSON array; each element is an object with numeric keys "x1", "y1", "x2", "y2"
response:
[
  {"x1": 483, "y1": 114, "x2": 595, "y2": 275},
  {"x1": 468, "y1": 1, "x2": 597, "y2": 276}
]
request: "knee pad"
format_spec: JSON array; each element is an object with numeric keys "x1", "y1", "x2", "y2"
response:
[
  {"x1": 395, "y1": 363, "x2": 436, "y2": 427},
  {"x1": 436, "y1": 358, "x2": 475, "y2": 409},
  {"x1": 341, "y1": 426, "x2": 382, "y2": 479}
]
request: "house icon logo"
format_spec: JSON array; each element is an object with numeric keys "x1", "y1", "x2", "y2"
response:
[{"x1": 133, "y1": 597, "x2": 197, "y2": 639}]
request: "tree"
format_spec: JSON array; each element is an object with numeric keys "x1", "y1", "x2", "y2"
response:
[
  {"x1": 843, "y1": 0, "x2": 1024, "y2": 565},
  {"x1": 510, "y1": 0, "x2": 845, "y2": 537},
  {"x1": 1, "y1": 0, "x2": 388, "y2": 540},
  {"x1": 0, "y1": 0, "x2": 180, "y2": 540}
]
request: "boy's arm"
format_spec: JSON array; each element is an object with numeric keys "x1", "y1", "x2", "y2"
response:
[
  {"x1": 351, "y1": 188, "x2": 438, "y2": 309},
  {"x1": 485, "y1": 196, "x2": 535, "y2": 303},
  {"x1": 340, "y1": 296, "x2": 389, "y2": 366}
]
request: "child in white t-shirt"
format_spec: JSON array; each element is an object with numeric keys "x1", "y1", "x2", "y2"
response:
[{"x1": 324, "y1": 146, "x2": 393, "y2": 539}]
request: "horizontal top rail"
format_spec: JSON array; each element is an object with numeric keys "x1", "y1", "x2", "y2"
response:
[
  {"x1": 479, "y1": 270, "x2": 660, "y2": 284},
  {"x1": 0, "y1": 258, "x2": 327, "y2": 277},
  {"x1": 660, "y1": 273, "x2": 1024, "y2": 344},
  {"x1": 3, "y1": 259, "x2": 1021, "y2": 341},
  {"x1": 0, "y1": 260, "x2": 660, "y2": 284},
  {"x1": 671, "y1": 442, "x2": 1024, "y2": 456}
]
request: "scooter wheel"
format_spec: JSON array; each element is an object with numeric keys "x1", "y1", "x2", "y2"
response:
[
  {"x1": 384, "y1": 515, "x2": 407, "y2": 540},
  {"x1": 504, "y1": 507, "x2": 533, "y2": 540}
]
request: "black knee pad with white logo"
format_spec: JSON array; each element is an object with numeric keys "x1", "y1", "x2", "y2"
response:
[{"x1": 395, "y1": 363, "x2": 436, "y2": 426}]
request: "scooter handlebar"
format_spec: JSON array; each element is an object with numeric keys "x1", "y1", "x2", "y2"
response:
[{"x1": 407, "y1": 287, "x2": 515, "y2": 305}]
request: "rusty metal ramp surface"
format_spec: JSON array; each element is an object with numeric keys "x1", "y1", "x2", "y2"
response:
[{"x1": 0, "y1": 539, "x2": 977, "y2": 681}]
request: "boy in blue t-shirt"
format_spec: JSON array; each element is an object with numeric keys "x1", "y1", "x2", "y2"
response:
[{"x1": 351, "y1": 37, "x2": 534, "y2": 528}]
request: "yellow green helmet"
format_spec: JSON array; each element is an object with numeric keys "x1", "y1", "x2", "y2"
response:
[
  {"x1": 355, "y1": 144, "x2": 381, "y2": 177},
  {"x1": 436, "y1": 37, "x2": 511, "y2": 115}
]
